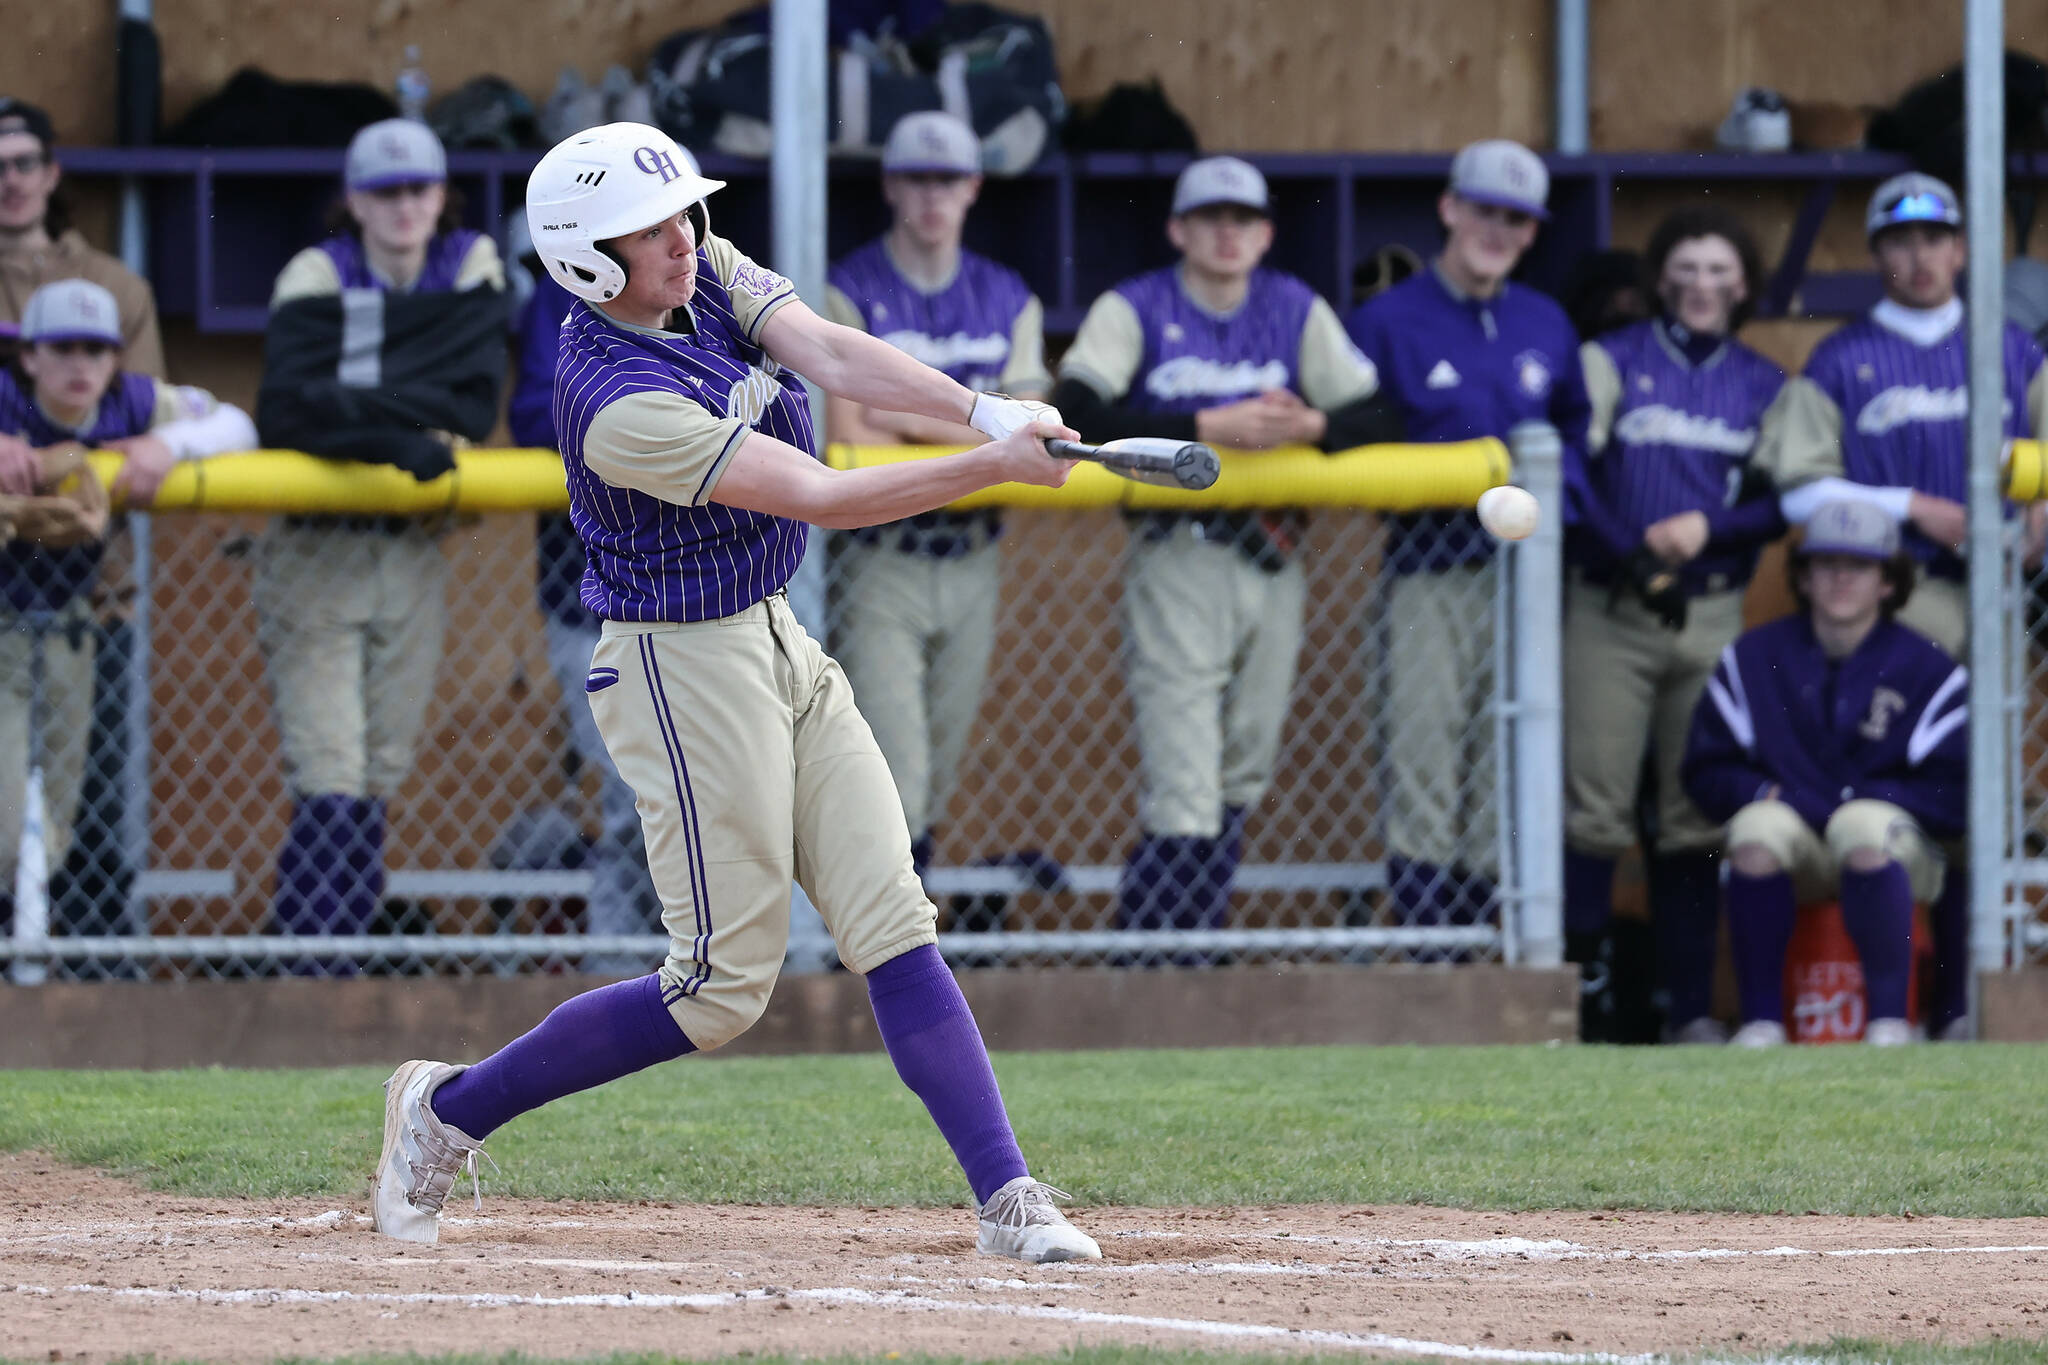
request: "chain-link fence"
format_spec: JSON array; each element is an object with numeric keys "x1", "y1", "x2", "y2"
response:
[{"x1": 1, "y1": 437, "x2": 1566, "y2": 982}]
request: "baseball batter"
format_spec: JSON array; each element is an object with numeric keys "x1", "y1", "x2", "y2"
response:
[
  {"x1": 372, "y1": 123, "x2": 1098, "y2": 1264},
  {"x1": 1565, "y1": 206, "x2": 1785, "y2": 1041},
  {"x1": 822, "y1": 112, "x2": 1051, "y2": 875},
  {"x1": 1051, "y1": 156, "x2": 1396, "y2": 945}
]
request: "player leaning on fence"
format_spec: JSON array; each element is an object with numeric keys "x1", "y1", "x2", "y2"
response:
[
  {"x1": 1342, "y1": 140, "x2": 1591, "y2": 937},
  {"x1": 252, "y1": 119, "x2": 507, "y2": 961},
  {"x1": 1564, "y1": 208, "x2": 1786, "y2": 1043},
  {"x1": 823, "y1": 112, "x2": 1052, "y2": 879},
  {"x1": 0, "y1": 280, "x2": 252, "y2": 929},
  {"x1": 371, "y1": 123, "x2": 1101, "y2": 1264},
  {"x1": 1052, "y1": 157, "x2": 1400, "y2": 947}
]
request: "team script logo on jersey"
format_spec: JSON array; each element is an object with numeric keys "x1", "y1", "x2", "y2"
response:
[
  {"x1": 727, "y1": 367, "x2": 782, "y2": 427},
  {"x1": 1144, "y1": 356, "x2": 1290, "y2": 402},
  {"x1": 879, "y1": 329, "x2": 1010, "y2": 373},
  {"x1": 1514, "y1": 350, "x2": 1552, "y2": 399},
  {"x1": 1859, "y1": 686, "x2": 1908, "y2": 742},
  {"x1": 1612, "y1": 405, "x2": 1756, "y2": 455},
  {"x1": 1855, "y1": 384, "x2": 1968, "y2": 436}
]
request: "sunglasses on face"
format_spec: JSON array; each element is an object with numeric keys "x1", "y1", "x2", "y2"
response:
[
  {"x1": 0, "y1": 152, "x2": 47, "y2": 178},
  {"x1": 39, "y1": 340, "x2": 115, "y2": 359}
]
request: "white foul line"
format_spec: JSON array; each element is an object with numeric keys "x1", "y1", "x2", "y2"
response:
[{"x1": 6, "y1": 1281, "x2": 1645, "y2": 1365}]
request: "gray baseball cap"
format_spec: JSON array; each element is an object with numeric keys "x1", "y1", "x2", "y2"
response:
[
  {"x1": 1448, "y1": 139, "x2": 1550, "y2": 220},
  {"x1": 882, "y1": 111, "x2": 980, "y2": 176},
  {"x1": 22, "y1": 278, "x2": 122, "y2": 346},
  {"x1": 1172, "y1": 156, "x2": 1269, "y2": 216},
  {"x1": 1866, "y1": 172, "x2": 1962, "y2": 239},
  {"x1": 346, "y1": 118, "x2": 448, "y2": 191},
  {"x1": 1801, "y1": 499, "x2": 1902, "y2": 560}
]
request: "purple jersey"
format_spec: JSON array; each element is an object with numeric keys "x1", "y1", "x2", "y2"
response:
[
  {"x1": 554, "y1": 250, "x2": 812, "y2": 624},
  {"x1": 829, "y1": 239, "x2": 1034, "y2": 551},
  {"x1": 318, "y1": 229, "x2": 484, "y2": 293},
  {"x1": 1682, "y1": 614, "x2": 1967, "y2": 839},
  {"x1": 0, "y1": 370, "x2": 157, "y2": 612},
  {"x1": 1805, "y1": 312, "x2": 2042, "y2": 575},
  {"x1": 830, "y1": 239, "x2": 1033, "y2": 390},
  {"x1": 1112, "y1": 266, "x2": 1314, "y2": 414},
  {"x1": 1587, "y1": 320, "x2": 1785, "y2": 591},
  {"x1": 1345, "y1": 269, "x2": 1591, "y2": 574}
]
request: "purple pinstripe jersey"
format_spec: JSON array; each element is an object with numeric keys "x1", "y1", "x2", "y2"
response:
[
  {"x1": 830, "y1": 240, "x2": 1033, "y2": 390},
  {"x1": 1112, "y1": 266, "x2": 1314, "y2": 414},
  {"x1": 1682, "y1": 614, "x2": 1967, "y2": 838},
  {"x1": 318, "y1": 229, "x2": 484, "y2": 292},
  {"x1": 554, "y1": 247, "x2": 812, "y2": 624},
  {"x1": 1588, "y1": 320, "x2": 1785, "y2": 589},
  {"x1": 1805, "y1": 312, "x2": 2042, "y2": 573},
  {"x1": 0, "y1": 370, "x2": 157, "y2": 612}
]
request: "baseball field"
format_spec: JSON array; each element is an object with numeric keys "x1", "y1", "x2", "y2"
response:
[{"x1": 4, "y1": 1044, "x2": 2048, "y2": 1364}]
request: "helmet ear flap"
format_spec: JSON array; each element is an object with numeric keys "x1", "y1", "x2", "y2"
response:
[{"x1": 687, "y1": 199, "x2": 710, "y2": 247}]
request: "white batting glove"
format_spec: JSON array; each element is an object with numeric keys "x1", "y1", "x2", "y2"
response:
[{"x1": 969, "y1": 392, "x2": 1063, "y2": 442}]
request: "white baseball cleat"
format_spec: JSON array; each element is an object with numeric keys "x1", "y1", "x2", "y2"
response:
[
  {"x1": 976, "y1": 1176, "x2": 1101, "y2": 1264},
  {"x1": 371, "y1": 1059, "x2": 492, "y2": 1244},
  {"x1": 1730, "y1": 1020, "x2": 1787, "y2": 1049},
  {"x1": 1864, "y1": 1018, "x2": 1916, "y2": 1047}
]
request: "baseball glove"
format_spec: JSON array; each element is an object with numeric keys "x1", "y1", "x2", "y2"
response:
[
  {"x1": 1611, "y1": 546, "x2": 1690, "y2": 632},
  {"x1": 0, "y1": 445, "x2": 111, "y2": 549}
]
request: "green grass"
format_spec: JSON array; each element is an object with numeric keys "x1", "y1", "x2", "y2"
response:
[{"x1": 4, "y1": 1045, "x2": 2048, "y2": 1215}]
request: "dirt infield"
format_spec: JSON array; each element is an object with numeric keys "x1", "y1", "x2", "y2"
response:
[{"x1": 5, "y1": 1152, "x2": 2047, "y2": 1363}]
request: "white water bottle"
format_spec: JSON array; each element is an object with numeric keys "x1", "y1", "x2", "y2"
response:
[{"x1": 396, "y1": 45, "x2": 431, "y2": 122}]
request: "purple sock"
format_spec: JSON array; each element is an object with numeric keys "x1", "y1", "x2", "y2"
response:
[
  {"x1": 1839, "y1": 861, "x2": 1915, "y2": 1021},
  {"x1": 1726, "y1": 868, "x2": 1796, "y2": 1025},
  {"x1": 866, "y1": 944, "x2": 1027, "y2": 1204},
  {"x1": 431, "y1": 974, "x2": 694, "y2": 1139},
  {"x1": 1931, "y1": 866, "x2": 1971, "y2": 1031},
  {"x1": 1563, "y1": 849, "x2": 1616, "y2": 936},
  {"x1": 1650, "y1": 851, "x2": 1720, "y2": 1029}
]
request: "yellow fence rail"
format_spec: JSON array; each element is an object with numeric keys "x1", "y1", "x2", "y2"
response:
[
  {"x1": 84, "y1": 439, "x2": 1515, "y2": 516},
  {"x1": 84, "y1": 438, "x2": 2048, "y2": 515}
]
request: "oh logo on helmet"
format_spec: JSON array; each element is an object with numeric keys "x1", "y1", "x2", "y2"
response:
[{"x1": 634, "y1": 146, "x2": 682, "y2": 183}]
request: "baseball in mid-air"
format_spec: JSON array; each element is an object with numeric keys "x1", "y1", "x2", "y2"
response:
[{"x1": 1477, "y1": 485, "x2": 1540, "y2": 541}]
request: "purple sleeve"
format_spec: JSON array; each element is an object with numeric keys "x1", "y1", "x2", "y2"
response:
[
  {"x1": 1703, "y1": 493, "x2": 1786, "y2": 548},
  {"x1": 1342, "y1": 300, "x2": 1385, "y2": 369},
  {"x1": 1679, "y1": 652, "x2": 1782, "y2": 824},
  {"x1": 509, "y1": 278, "x2": 575, "y2": 450}
]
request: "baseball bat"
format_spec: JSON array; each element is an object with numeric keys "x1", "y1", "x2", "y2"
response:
[{"x1": 1044, "y1": 437, "x2": 1221, "y2": 491}]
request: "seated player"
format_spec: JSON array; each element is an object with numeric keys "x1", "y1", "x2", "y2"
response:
[{"x1": 1682, "y1": 499, "x2": 1966, "y2": 1047}]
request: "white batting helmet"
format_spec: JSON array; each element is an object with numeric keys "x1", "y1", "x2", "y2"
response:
[{"x1": 524, "y1": 123, "x2": 723, "y2": 303}]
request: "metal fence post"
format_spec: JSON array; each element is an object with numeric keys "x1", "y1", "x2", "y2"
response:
[
  {"x1": 1507, "y1": 422, "x2": 1564, "y2": 968},
  {"x1": 9, "y1": 619, "x2": 50, "y2": 985},
  {"x1": 1964, "y1": 0, "x2": 2011, "y2": 1010}
]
